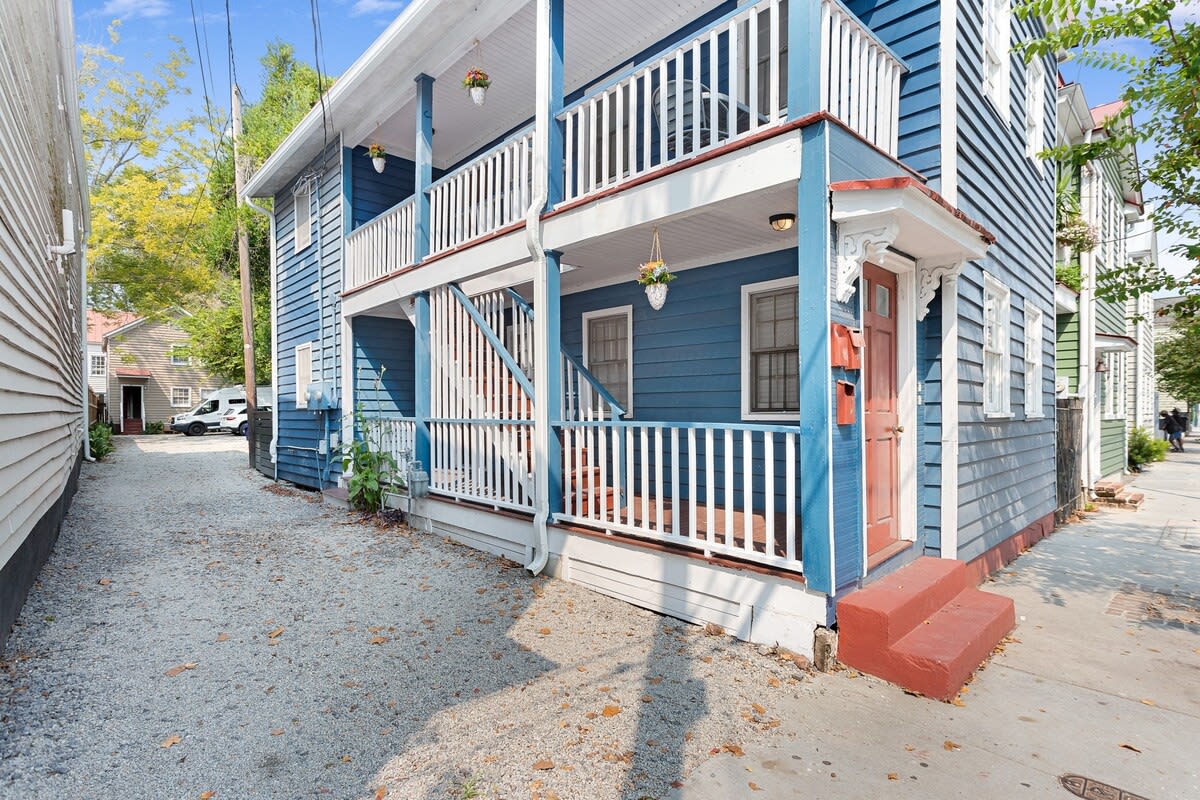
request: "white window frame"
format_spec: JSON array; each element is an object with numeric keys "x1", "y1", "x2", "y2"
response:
[
  {"x1": 295, "y1": 342, "x2": 313, "y2": 409},
  {"x1": 169, "y1": 345, "x2": 190, "y2": 366},
  {"x1": 741, "y1": 276, "x2": 800, "y2": 421},
  {"x1": 89, "y1": 353, "x2": 106, "y2": 377},
  {"x1": 1025, "y1": 57, "x2": 1045, "y2": 162},
  {"x1": 983, "y1": 272, "x2": 1012, "y2": 417},
  {"x1": 294, "y1": 182, "x2": 313, "y2": 253},
  {"x1": 1024, "y1": 301, "x2": 1043, "y2": 418},
  {"x1": 170, "y1": 386, "x2": 192, "y2": 408},
  {"x1": 1101, "y1": 351, "x2": 1125, "y2": 420},
  {"x1": 983, "y1": 0, "x2": 1012, "y2": 122},
  {"x1": 581, "y1": 305, "x2": 634, "y2": 415},
  {"x1": 200, "y1": 386, "x2": 216, "y2": 399}
]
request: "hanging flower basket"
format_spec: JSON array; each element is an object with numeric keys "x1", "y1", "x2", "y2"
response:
[
  {"x1": 636, "y1": 227, "x2": 676, "y2": 311},
  {"x1": 366, "y1": 143, "x2": 386, "y2": 174},
  {"x1": 463, "y1": 68, "x2": 490, "y2": 106}
]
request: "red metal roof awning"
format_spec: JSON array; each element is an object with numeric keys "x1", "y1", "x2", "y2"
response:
[{"x1": 114, "y1": 368, "x2": 151, "y2": 378}]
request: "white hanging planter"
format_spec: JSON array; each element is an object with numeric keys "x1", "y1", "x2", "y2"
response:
[
  {"x1": 469, "y1": 86, "x2": 487, "y2": 106},
  {"x1": 645, "y1": 283, "x2": 669, "y2": 311},
  {"x1": 371, "y1": 156, "x2": 386, "y2": 174}
]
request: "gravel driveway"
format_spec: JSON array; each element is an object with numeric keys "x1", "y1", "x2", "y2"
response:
[{"x1": 1, "y1": 434, "x2": 816, "y2": 799}]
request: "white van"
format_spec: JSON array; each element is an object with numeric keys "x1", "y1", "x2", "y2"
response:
[{"x1": 170, "y1": 387, "x2": 246, "y2": 436}]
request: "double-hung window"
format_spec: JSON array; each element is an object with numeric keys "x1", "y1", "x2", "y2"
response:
[
  {"x1": 582, "y1": 307, "x2": 632, "y2": 413},
  {"x1": 1023, "y1": 301, "x2": 1043, "y2": 418},
  {"x1": 983, "y1": 0, "x2": 1011, "y2": 120},
  {"x1": 295, "y1": 342, "x2": 313, "y2": 409},
  {"x1": 169, "y1": 345, "x2": 190, "y2": 366},
  {"x1": 89, "y1": 353, "x2": 106, "y2": 377},
  {"x1": 983, "y1": 273, "x2": 1012, "y2": 417},
  {"x1": 742, "y1": 277, "x2": 799, "y2": 418},
  {"x1": 1025, "y1": 58, "x2": 1045, "y2": 161},
  {"x1": 294, "y1": 182, "x2": 312, "y2": 252},
  {"x1": 170, "y1": 387, "x2": 192, "y2": 407},
  {"x1": 1101, "y1": 351, "x2": 1125, "y2": 420}
]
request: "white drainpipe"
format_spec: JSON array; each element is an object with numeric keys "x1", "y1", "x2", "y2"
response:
[
  {"x1": 523, "y1": 0, "x2": 553, "y2": 576},
  {"x1": 79, "y1": 242, "x2": 94, "y2": 462}
]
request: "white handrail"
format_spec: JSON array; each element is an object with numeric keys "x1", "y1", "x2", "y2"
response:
[{"x1": 344, "y1": 197, "x2": 416, "y2": 292}]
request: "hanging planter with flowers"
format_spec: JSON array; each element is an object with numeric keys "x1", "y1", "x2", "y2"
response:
[
  {"x1": 366, "y1": 143, "x2": 387, "y2": 174},
  {"x1": 463, "y1": 68, "x2": 491, "y2": 106},
  {"x1": 636, "y1": 226, "x2": 676, "y2": 311}
]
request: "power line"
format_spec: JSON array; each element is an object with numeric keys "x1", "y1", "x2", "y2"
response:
[{"x1": 310, "y1": 0, "x2": 332, "y2": 157}]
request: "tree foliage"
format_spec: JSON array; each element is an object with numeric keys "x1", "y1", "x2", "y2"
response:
[
  {"x1": 1155, "y1": 320, "x2": 1200, "y2": 404},
  {"x1": 80, "y1": 23, "x2": 217, "y2": 314},
  {"x1": 1018, "y1": 0, "x2": 1200, "y2": 313}
]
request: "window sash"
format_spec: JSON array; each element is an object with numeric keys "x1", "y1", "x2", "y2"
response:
[
  {"x1": 749, "y1": 287, "x2": 798, "y2": 413},
  {"x1": 294, "y1": 186, "x2": 312, "y2": 252},
  {"x1": 983, "y1": 276, "x2": 1011, "y2": 415},
  {"x1": 89, "y1": 355, "x2": 106, "y2": 377},
  {"x1": 585, "y1": 313, "x2": 630, "y2": 409},
  {"x1": 1024, "y1": 305, "x2": 1043, "y2": 417},
  {"x1": 295, "y1": 343, "x2": 313, "y2": 409},
  {"x1": 171, "y1": 387, "x2": 192, "y2": 407}
]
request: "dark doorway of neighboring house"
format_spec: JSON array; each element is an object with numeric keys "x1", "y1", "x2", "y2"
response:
[{"x1": 121, "y1": 385, "x2": 144, "y2": 434}]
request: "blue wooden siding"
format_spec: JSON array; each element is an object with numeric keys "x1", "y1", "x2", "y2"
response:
[
  {"x1": 845, "y1": 0, "x2": 941, "y2": 183},
  {"x1": 950, "y1": 4, "x2": 1057, "y2": 560},
  {"x1": 348, "y1": 145, "x2": 417, "y2": 229},
  {"x1": 274, "y1": 141, "x2": 344, "y2": 489},
  {"x1": 352, "y1": 315, "x2": 415, "y2": 416}
]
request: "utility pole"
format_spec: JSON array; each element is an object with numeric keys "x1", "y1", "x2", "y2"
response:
[{"x1": 232, "y1": 83, "x2": 257, "y2": 468}]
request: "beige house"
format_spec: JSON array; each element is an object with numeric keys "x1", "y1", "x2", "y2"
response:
[{"x1": 104, "y1": 312, "x2": 221, "y2": 433}]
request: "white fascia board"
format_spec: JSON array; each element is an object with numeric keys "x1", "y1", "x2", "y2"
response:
[
  {"x1": 1095, "y1": 332, "x2": 1137, "y2": 352},
  {"x1": 1055, "y1": 282, "x2": 1079, "y2": 314},
  {"x1": 831, "y1": 185, "x2": 990, "y2": 262}
]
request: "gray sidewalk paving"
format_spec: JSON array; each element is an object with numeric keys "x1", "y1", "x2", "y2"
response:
[{"x1": 669, "y1": 445, "x2": 1200, "y2": 800}]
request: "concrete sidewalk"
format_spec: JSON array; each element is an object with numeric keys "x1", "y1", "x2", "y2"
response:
[{"x1": 668, "y1": 447, "x2": 1200, "y2": 799}]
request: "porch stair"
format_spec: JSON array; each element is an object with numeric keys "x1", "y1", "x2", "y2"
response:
[
  {"x1": 836, "y1": 557, "x2": 1014, "y2": 701},
  {"x1": 1092, "y1": 480, "x2": 1144, "y2": 510}
]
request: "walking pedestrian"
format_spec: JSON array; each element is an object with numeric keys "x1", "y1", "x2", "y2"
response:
[
  {"x1": 1172, "y1": 408, "x2": 1188, "y2": 452},
  {"x1": 1162, "y1": 410, "x2": 1184, "y2": 452},
  {"x1": 1160, "y1": 410, "x2": 1172, "y2": 443}
]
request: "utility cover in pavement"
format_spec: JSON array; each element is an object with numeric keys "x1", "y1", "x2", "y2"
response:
[{"x1": 1059, "y1": 773, "x2": 1149, "y2": 799}]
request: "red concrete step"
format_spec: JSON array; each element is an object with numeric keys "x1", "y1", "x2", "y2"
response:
[
  {"x1": 886, "y1": 589, "x2": 1015, "y2": 700},
  {"x1": 837, "y1": 556, "x2": 1015, "y2": 701},
  {"x1": 837, "y1": 558, "x2": 969, "y2": 657}
]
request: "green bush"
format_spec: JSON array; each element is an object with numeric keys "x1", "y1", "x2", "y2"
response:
[
  {"x1": 89, "y1": 422, "x2": 114, "y2": 460},
  {"x1": 1128, "y1": 426, "x2": 1169, "y2": 470},
  {"x1": 341, "y1": 407, "x2": 399, "y2": 512},
  {"x1": 145, "y1": 420, "x2": 165, "y2": 435}
]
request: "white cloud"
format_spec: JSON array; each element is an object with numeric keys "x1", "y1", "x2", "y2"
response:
[
  {"x1": 97, "y1": 0, "x2": 170, "y2": 19},
  {"x1": 1171, "y1": 1, "x2": 1200, "y2": 25},
  {"x1": 350, "y1": 0, "x2": 409, "y2": 17}
]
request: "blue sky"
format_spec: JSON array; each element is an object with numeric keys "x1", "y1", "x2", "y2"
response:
[{"x1": 74, "y1": 0, "x2": 1193, "y2": 277}]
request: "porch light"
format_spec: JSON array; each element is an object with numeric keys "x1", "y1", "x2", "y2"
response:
[
  {"x1": 1095, "y1": 357, "x2": 1109, "y2": 374},
  {"x1": 769, "y1": 213, "x2": 796, "y2": 232}
]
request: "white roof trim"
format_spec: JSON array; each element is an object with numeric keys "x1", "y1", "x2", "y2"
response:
[{"x1": 1055, "y1": 282, "x2": 1079, "y2": 314}]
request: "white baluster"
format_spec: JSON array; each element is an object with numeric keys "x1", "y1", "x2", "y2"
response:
[
  {"x1": 670, "y1": 427, "x2": 680, "y2": 537},
  {"x1": 705, "y1": 427, "x2": 715, "y2": 551},
  {"x1": 742, "y1": 430, "x2": 753, "y2": 553},
  {"x1": 724, "y1": 428, "x2": 734, "y2": 546},
  {"x1": 764, "y1": 431, "x2": 775, "y2": 556}
]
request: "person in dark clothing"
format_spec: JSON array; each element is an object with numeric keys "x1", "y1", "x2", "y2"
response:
[
  {"x1": 1162, "y1": 410, "x2": 1184, "y2": 452},
  {"x1": 1172, "y1": 408, "x2": 1189, "y2": 451}
]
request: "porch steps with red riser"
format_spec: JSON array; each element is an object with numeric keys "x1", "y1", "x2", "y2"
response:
[{"x1": 837, "y1": 557, "x2": 1015, "y2": 701}]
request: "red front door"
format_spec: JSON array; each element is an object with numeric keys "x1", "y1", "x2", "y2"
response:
[{"x1": 863, "y1": 263, "x2": 900, "y2": 556}]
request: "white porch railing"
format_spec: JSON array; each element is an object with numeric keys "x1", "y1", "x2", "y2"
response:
[
  {"x1": 430, "y1": 126, "x2": 535, "y2": 255},
  {"x1": 558, "y1": 420, "x2": 804, "y2": 574},
  {"x1": 362, "y1": 416, "x2": 417, "y2": 473},
  {"x1": 344, "y1": 196, "x2": 416, "y2": 292},
  {"x1": 559, "y1": 0, "x2": 903, "y2": 203}
]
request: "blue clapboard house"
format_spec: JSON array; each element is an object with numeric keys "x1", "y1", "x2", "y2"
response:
[{"x1": 243, "y1": 0, "x2": 1057, "y2": 686}]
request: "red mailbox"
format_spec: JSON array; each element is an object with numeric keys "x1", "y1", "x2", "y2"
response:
[
  {"x1": 831, "y1": 323, "x2": 863, "y2": 370},
  {"x1": 836, "y1": 380, "x2": 856, "y2": 426}
]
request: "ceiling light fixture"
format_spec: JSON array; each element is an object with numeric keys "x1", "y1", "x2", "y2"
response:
[{"x1": 769, "y1": 213, "x2": 796, "y2": 232}]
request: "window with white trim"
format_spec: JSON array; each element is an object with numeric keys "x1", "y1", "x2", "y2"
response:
[
  {"x1": 983, "y1": 273, "x2": 1011, "y2": 416},
  {"x1": 294, "y1": 182, "x2": 312, "y2": 252},
  {"x1": 89, "y1": 353, "x2": 106, "y2": 377},
  {"x1": 742, "y1": 277, "x2": 800, "y2": 418},
  {"x1": 170, "y1": 387, "x2": 192, "y2": 407},
  {"x1": 983, "y1": 0, "x2": 1012, "y2": 120},
  {"x1": 295, "y1": 342, "x2": 313, "y2": 409},
  {"x1": 1023, "y1": 301, "x2": 1043, "y2": 418},
  {"x1": 169, "y1": 345, "x2": 190, "y2": 366},
  {"x1": 1100, "y1": 351, "x2": 1125, "y2": 420},
  {"x1": 582, "y1": 306, "x2": 633, "y2": 413},
  {"x1": 200, "y1": 386, "x2": 216, "y2": 399},
  {"x1": 1025, "y1": 57, "x2": 1045, "y2": 161}
]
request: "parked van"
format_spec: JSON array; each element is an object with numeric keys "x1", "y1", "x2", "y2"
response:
[{"x1": 170, "y1": 386, "x2": 274, "y2": 436}]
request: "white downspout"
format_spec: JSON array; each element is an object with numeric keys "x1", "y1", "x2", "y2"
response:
[
  {"x1": 244, "y1": 197, "x2": 278, "y2": 467},
  {"x1": 524, "y1": 0, "x2": 553, "y2": 575},
  {"x1": 79, "y1": 243, "x2": 94, "y2": 462},
  {"x1": 1078, "y1": 160, "x2": 1096, "y2": 488}
]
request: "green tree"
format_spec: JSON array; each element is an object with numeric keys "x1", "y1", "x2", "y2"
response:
[
  {"x1": 182, "y1": 42, "x2": 329, "y2": 383},
  {"x1": 1019, "y1": 0, "x2": 1200, "y2": 313},
  {"x1": 1156, "y1": 320, "x2": 1200, "y2": 405},
  {"x1": 80, "y1": 23, "x2": 217, "y2": 314}
]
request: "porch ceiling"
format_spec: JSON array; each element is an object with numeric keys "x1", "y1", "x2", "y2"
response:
[{"x1": 348, "y1": 0, "x2": 726, "y2": 171}]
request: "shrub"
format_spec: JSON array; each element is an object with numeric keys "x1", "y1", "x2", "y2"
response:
[
  {"x1": 145, "y1": 420, "x2": 165, "y2": 435},
  {"x1": 1128, "y1": 426, "x2": 1168, "y2": 470},
  {"x1": 341, "y1": 407, "x2": 399, "y2": 512},
  {"x1": 89, "y1": 421, "x2": 114, "y2": 460}
]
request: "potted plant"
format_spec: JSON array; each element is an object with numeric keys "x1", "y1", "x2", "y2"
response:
[
  {"x1": 463, "y1": 68, "x2": 491, "y2": 106},
  {"x1": 367, "y1": 143, "x2": 386, "y2": 173},
  {"x1": 636, "y1": 227, "x2": 675, "y2": 310}
]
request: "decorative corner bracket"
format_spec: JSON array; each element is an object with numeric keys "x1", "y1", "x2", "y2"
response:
[
  {"x1": 915, "y1": 257, "x2": 966, "y2": 321},
  {"x1": 835, "y1": 219, "x2": 900, "y2": 304}
]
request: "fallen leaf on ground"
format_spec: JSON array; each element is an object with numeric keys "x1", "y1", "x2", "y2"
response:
[
  {"x1": 1119, "y1": 743, "x2": 1142, "y2": 753},
  {"x1": 164, "y1": 663, "x2": 198, "y2": 678},
  {"x1": 215, "y1": 633, "x2": 230, "y2": 642},
  {"x1": 374, "y1": 787, "x2": 387, "y2": 800},
  {"x1": 943, "y1": 740, "x2": 960, "y2": 751},
  {"x1": 951, "y1": 696, "x2": 967, "y2": 707},
  {"x1": 670, "y1": 781, "x2": 685, "y2": 789},
  {"x1": 271, "y1": 728, "x2": 284, "y2": 736},
  {"x1": 704, "y1": 622, "x2": 724, "y2": 636},
  {"x1": 340, "y1": 754, "x2": 352, "y2": 763},
  {"x1": 752, "y1": 703, "x2": 766, "y2": 715},
  {"x1": 97, "y1": 578, "x2": 112, "y2": 586},
  {"x1": 532, "y1": 758, "x2": 555, "y2": 770},
  {"x1": 538, "y1": 627, "x2": 552, "y2": 635},
  {"x1": 767, "y1": 677, "x2": 780, "y2": 688},
  {"x1": 369, "y1": 636, "x2": 388, "y2": 645},
  {"x1": 160, "y1": 735, "x2": 182, "y2": 748},
  {"x1": 268, "y1": 627, "x2": 285, "y2": 639},
  {"x1": 749, "y1": 781, "x2": 763, "y2": 791},
  {"x1": 887, "y1": 773, "x2": 899, "y2": 781},
  {"x1": 199, "y1": 792, "x2": 215, "y2": 800},
  {"x1": 1140, "y1": 698, "x2": 1156, "y2": 706},
  {"x1": 722, "y1": 743, "x2": 745, "y2": 757},
  {"x1": 602, "y1": 705, "x2": 622, "y2": 717}
]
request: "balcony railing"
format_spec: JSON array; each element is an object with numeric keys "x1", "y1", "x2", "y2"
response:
[{"x1": 344, "y1": 196, "x2": 416, "y2": 291}]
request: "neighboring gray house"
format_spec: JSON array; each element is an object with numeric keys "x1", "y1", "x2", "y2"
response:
[
  {"x1": 103, "y1": 312, "x2": 221, "y2": 433},
  {"x1": 0, "y1": 0, "x2": 90, "y2": 653},
  {"x1": 86, "y1": 309, "x2": 138, "y2": 412}
]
